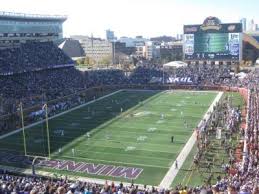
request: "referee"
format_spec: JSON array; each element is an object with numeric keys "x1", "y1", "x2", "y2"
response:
[{"x1": 171, "y1": 135, "x2": 174, "y2": 143}]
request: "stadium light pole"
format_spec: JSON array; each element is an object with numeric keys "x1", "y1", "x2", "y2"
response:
[{"x1": 20, "y1": 102, "x2": 27, "y2": 156}]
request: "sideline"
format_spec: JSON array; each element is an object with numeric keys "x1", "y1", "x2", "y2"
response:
[
  {"x1": 158, "y1": 91, "x2": 223, "y2": 189},
  {"x1": 0, "y1": 90, "x2": 123, "y2": 140},
  {"x1": 0, "y1": 164, "x2": 151, "y2": 190}
]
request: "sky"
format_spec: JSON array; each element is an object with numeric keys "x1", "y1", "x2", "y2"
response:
[{"x1": 1, "y1": 0, "x2": 258, "y2": 38}]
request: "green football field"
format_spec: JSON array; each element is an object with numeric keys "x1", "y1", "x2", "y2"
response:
[
  {"x1": 171, "y1": 92, "x2": 244, "y2": 187},
  {"x1": 0, "y1": 90, "x2": 218, "y2": 186}
]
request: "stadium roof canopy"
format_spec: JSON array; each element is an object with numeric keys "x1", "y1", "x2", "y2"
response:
[
  {"x1": 243, "y1": 32, "x2": 259, "y2": 49},
  {"x1": 163, "y1": 61, "x2": 188, "y2": 68},
  {"x1": 58, "y1": 39, "x2": 85, "y2": 58},
  {"x1": 0, "y1": 11, "x2": 67, "y2": 22}
]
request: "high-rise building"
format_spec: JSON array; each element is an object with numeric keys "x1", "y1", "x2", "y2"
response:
[
  {"x1": 142, "y1": 41, "x2": 161, "y2": 60},
  {"x1": 240, "y1": 18, "x2": 247, "y2": 31},
  {"x1": 106, "y1": 29, "x2": 115, "y2": 41},
  {"x1": 249, "y1": 19, "x2": 256, "y2": 31}
]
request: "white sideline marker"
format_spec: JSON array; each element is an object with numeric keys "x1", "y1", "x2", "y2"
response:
[
  {"x1": 158, "y1": 91, "x2": 223, "y2": 189},
  {"x1": 0, "y1": 90, "x2": 123, "y2": 140}
]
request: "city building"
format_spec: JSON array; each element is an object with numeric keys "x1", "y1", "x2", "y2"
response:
[
  {"x1": 132, "y1": 41, "x2": 161, "y2": 60},
  {"x1": 0, "y1": 11, "x2": 66, "y2": 47},
  {"x1": 144, "y1": 41, "x2": 160, "y2": 60},
  {"x1": 176, "y1": 34, "x2": 183, "y2": 41},
  {"x1": 118, "y1": 36, "x2": 148, "y2": 47},
  {"x1": 106, "y1": 29, "x2": 116, "y2": 41},
  {"x1": 113, "y1": 41, "x2": 135, "y2": 56},
  {"x1": 71, "y1": 35, "x2": 113, "y2": 63},
  {"x1": 249, "y1": 19, "x2": 256, "y2": 31},
  {"x1": 160, "y1": 42, "x2": 183, "y2": 63},
  {"x1": 111, "y1": 41, "x2": 135, "y2": 64},
  {"x1": 150, "y1": 36, "x2": 175, "y2": 43},
  {"x1": 240, "y1": 18, "x2": 247, "y2": 32},
  {"x1": 135, "y1": 44, "x2": 145, "y2": 58}
]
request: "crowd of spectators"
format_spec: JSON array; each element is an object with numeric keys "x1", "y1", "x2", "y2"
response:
[
  {"x1": 231, "y1": 87, "x2": 259, "y2": 192},
  {"x1": 239, "y1": 69, "x2": 259, "y2": 89},
  {"x1": 0, "y1": 68, "x2": 126, "y2": 115},
  {"x1": 204, "y1": 85, "x2": 259, "y2": 194},
  {"x1": 0, "y1": 42, "x2": 73, "y2": 74},
  {"x1": 129, "y1": 64, "x2": 233, "y2": 86},
  {"x1": 0, "y1": 67, "x2": 127, "y2": 134},
  {"x1": 1, "y1": 63, "x2": 236, "y2": 130},
  {"x1": 0, "y1": 42, "x2": 259, "y2": 193},
  {"x1": 201, "y1": 70, "x2": 259, "y2": 193},
  {"x1": 2, "y1": 170, "x2": 257, "y2": 194},
  {"x1": 191, "y1": 92, "x2": 247, "y2": 193},
  {"x1": 129, "y1": 66, "x2": 164, "y2": 84}
]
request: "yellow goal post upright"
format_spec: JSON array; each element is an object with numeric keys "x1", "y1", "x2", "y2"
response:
[{"x1": 19, "y1": 102, "x2": 51, "y2": 160}]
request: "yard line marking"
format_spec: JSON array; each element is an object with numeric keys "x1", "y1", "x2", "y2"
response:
[
  {"x1": 124, "y1": 89, "x2": 164, "y2": 92},
  {"x1": 61, "y1": 149, "x2": 172, "y2": 162},
  {"x1": 49, "y1": 91, "x2": 166, "y2": 157},
  {"x1": 1, "y1": 137, "x2": 183, "y2": 152},
  {"x1": 83, "y1": 138, "x2": 186, "y2": 147},
  {"x1": 166, "y1": 90, "x2": 218, "y2": 93},
  {"x1": 102, "y1": 128, "x2": 191, "y2": 134},
  {"x1": 60, "y1": 155, "x2": 169, "y2": 169},
  {"x1": 158, "y1": 91, "x2": 223, "y2": 189},
  {"x1": 0, "y1": 90, "x2": 123, "y2": 140},
  {"x1": 1, "y1": 89, "x2": 218, "y2": 186},
  {"x1": 76, "y1": 143, "x2": 175, "y2": 154},
  {"x1": 3, "y1": 126, "x2": 192, "y2": 142}
]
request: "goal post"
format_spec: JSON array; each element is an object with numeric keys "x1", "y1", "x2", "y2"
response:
[
  {"x1": 20, "y1": 102, "x2": 51, "y2": 159},
  {"x1": 43, "y1": 104, "x2": 51, "y2": 159},
  {"x1": 19, "y1": 102, "x2": 27, "y2": 156}
]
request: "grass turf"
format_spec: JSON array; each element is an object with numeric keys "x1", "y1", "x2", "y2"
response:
[
  {"x1": 171, "y1": 92, "x2": 244, "y2": 187},
  {"x1": 0, "y1": 90, "x2": 217, "y2": 186}
]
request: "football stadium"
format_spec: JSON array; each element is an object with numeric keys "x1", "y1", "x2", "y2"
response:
[{"x1": 0, "y1": 11, "x2": 259, "y2": 194}]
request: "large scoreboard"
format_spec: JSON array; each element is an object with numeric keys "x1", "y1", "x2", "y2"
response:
[{"x1": 184, "y1": 17, "x2": 242, "y2": 61}]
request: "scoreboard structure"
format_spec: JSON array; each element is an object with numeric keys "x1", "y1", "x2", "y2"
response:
[{"x1": 184, "y1": 17, "x2": 242, "y2": 62}]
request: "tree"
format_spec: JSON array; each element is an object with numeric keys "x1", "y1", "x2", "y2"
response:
[
  {"x1": 115, "y1": 52, "x2": 132, "y2": 65},
  {"x1": 100, "y1": 55, "x2": 112, "y2": 66},
  {"x1": 76, "y1": 58, "x2": 84, "y2": 65},
  {"x1": 84, "y1": 56, "x2": 95, "y2": 65}
]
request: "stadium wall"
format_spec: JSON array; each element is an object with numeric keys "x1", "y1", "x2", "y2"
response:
[{"x1": 0, "y1": 84, "x2": 249, "y2": 136}]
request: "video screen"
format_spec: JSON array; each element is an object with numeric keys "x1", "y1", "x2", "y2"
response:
[{"x1": 184, "y1": 32, "x2": 240, "y2": 60}]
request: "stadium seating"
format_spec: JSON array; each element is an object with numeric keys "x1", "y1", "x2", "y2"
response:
[
  {"x1": 129, "y1": 66, "x2": 165, "y2": 84},
  {"x1": 0, "y1": 42, "x2": 259, "y2": 193},
  {"x1": 0, "y1": 42, "x2": 74, "y2": 75},
  {"x1": 128, "y1": 64, "x2": 233, "y2": 86}
]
